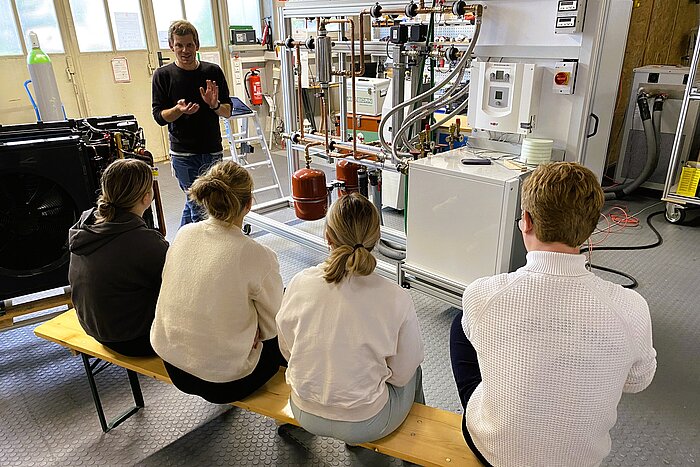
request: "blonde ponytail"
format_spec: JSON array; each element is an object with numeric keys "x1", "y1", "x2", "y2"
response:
[
  {"x1": 323, "y1": 193, "x2": 380, "y2": 284},
  {"x1": 189, "y1": 160, "x2": 253, "y2": 224},
  {"x1": 95, "y1": 159, "x2": 153, "y2": 224}
]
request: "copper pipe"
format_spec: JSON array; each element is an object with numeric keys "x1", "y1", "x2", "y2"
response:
[
  {"x1": 303, "y1": 141, "x2": 324, "y2": 168},
  {"x1": 295, "y1": 44, "x2": 305, "y2": 141},
  {"x1": 322, "y1": 18, "x2": 358, "y2": 157}
]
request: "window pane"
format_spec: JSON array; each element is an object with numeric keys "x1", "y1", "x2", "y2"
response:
[
  {"x1": 68, "y1": 0, "x2": 111, "y2": 52},
  {"x1": 107, "y1": 0, "x2": 146, "y2": 51},
  {"x1": 16, "y1": 0, "x2": 64, "y2": 54},
  {"x1": 184, "y1": 0, "x2": 215, "y2": 48},
  {"x1": 152, "y1": 0, "x2": 183, "y2": 49},
  {"x1": 0, "y1": 0, "x2": 23, "y2": 55},
  {"x1": 227, "y1": 0, "x2": 261, "y2": 40}
]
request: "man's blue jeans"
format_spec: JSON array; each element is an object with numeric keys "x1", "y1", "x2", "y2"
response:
[{"x1": 170, "y1": 153, "x2": 222, "y2": 226}]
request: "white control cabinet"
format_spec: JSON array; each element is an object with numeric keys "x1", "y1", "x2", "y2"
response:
[
  {"x1": 405, "y1": 149, "x2": 529, "y2": 288},
  {"x1": 468, "y1": 62, "x2": 542, "y2": 135}
]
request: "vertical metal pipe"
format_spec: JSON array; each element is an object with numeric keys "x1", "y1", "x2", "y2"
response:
[
  {"x1": 278, "y1": 10, "x2": 299, "y2": 182},
  {"x1": 339, "y1": 22, "x2": 348, "y2": 142},
  {"x1": 391, "y1": 45, "x2": 406, "y2": 143}
]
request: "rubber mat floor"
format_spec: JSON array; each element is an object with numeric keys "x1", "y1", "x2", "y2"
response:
[{"x1": 1, "y1": 159, "x2": 698, "y2": 466}]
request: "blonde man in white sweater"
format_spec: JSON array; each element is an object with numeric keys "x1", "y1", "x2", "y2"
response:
[
  {"x1": 450, "y1": 162, "x2": 657, "y2": 466},
  {"x1": 151, "y1": 160, "x2": 285, "y2": 404},
  {"x1": 276, "y1": 193, "x2": 424, "y2": 445}
]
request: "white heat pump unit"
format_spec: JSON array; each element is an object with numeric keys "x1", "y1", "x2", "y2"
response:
[
  {"x1": 404, "y1": 148, "x2": 528, "y2": 288},
  {"x1": 468, "y1": 62, "x2": 542, "y2": 135}
]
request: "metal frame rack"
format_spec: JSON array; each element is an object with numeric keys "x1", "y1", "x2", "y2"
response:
[
  {"x1": 241, "y1": 0, "x2": 635, "y2": 307},
  {"x1": 662, "y1": 31, "x2": 700, "y2": 224}
]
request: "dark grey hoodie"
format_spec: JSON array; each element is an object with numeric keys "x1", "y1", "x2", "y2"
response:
[{"x1": 69, "y1": 208, "x2": 168, "y2": 343}]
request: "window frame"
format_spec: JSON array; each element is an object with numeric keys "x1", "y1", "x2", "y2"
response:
[{"x1": 154, "y1": 0, "x2": 217, "y2": 50}]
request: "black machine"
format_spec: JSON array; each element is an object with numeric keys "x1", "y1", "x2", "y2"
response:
[{"x1": 0, "y1": 115, "x2": 161, "y2": 301}]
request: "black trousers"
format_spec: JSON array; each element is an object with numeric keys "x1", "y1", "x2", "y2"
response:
[
  {"x1": 449, "y1": 312, "x2": 493, "y2": 467},
  {"x1": 99, "y1": 334, "x2": 156, "y2": 357},
  {"x1": 163, "y1": 336, "x2": 287, "y2": 404}
]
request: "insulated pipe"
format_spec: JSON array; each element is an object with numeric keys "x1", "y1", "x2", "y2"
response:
[
  {"x1": 605, "y1": 93, "x2": 660, "y2": 200},
  {"x1": 400, "y1": 80, "x2": 471, "y2": 147},
  {"x1": 379, "y1": 13, "x2": 482, "y2": 163}
]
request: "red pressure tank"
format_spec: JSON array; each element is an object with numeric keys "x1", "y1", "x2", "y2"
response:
[
  {"x1": 292, "y1": 167, "x2": 328, "y2": 220},
  {"x1": 335, "y1": 160, "x2": 361, "y2": 196}
]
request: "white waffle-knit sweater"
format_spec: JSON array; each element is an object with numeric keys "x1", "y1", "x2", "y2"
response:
[
  {"x1": 150, "y1": 218, "x2": 283, "y2": 383},
  {"x1": 462, "y1": 251, "x2": 656, "y2": 467},
  {"x1": 276, "y1": 266, "x2": 424, "y2": 421}
]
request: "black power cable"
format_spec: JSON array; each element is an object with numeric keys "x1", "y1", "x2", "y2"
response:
[{"x1": 583, "y1": 210, "x2": 665, "y2": 289}]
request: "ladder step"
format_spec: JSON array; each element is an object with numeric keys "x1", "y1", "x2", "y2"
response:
[
  {"x1": 253, "y1": 185, "x2": 280, "y2": 194},
  {"x1": 241, "y1": 160, "x2": 272, "y2": 169},
  {"x1": 232, "y1": 136, "x2": 264, "y2": 144}
]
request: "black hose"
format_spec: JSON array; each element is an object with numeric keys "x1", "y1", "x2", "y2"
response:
[
  {"x1": 579, "y1": 210, "x2": 665, "y2": 288},
  {"x1": 605, "y1": 94, "x2": 661, "y2": 200}
]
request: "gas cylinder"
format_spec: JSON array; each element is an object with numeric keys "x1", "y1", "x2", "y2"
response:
[
  {"x1": 26, "y1": 32, "x2": 64, "y2": 122},
  {"x1": 292, "y1": 167, "x2": 328, "y2": 220},
  {"x1": 335, "y1": 160, "x2": 361, "y2": 197}
]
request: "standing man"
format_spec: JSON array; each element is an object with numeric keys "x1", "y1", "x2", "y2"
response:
[
  {"x1": 450, "y1": 162, "x2": 656, "y2": 466},
  {"x1": 152, "y1": 20, "x2": 232, "y2": 226}
]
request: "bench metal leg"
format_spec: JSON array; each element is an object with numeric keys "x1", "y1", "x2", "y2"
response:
[{"x1": 80, "y1": 353, "x2": 145, "y2": 433}]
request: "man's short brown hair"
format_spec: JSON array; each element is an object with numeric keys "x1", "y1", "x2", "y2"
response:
[
  {"x1": 521, "y1": 162, "x2": 604, "y2": 247},
  {"x1": 168, "y1": 20, "x2": 199, "y2": 48}
]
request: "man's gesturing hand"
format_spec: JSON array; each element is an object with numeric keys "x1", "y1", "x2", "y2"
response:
[
  {"x1": 176, "y1": 99, "x2": 200, "y2": 115},
  {"x1": 200, "y1": 79, "x2": 219, "y2": 109}
]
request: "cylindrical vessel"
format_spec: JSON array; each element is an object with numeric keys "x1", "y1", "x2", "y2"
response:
[
  {"x1": 292, "y1": 168, "x2": 328, "y2": 220},
  {"x1": 316, "y1": 34, "x2": 332, "y2": 86},
  {"x1": 335, "y1": 159, "x2": 361, "y2": 196},
  {"x1": 27, "y1": 32, "x2": 64, "y2": 122}
]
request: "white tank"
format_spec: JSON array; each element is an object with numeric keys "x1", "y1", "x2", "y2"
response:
[{"x1": 27, "y1": 32, "x2": 65, "y2": 122}]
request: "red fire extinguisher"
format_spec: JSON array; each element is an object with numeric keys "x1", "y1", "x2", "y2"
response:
[{"x1": 245, "y1": 68, "x2": 263, "y2": 106}]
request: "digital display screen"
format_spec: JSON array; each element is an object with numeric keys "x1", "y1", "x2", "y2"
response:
[
  {"x1": 495, "y1": 90, "x2": 503, "y2": 100},
  {"x1": 496, "y1": 70, "x2": 504, "y2": 80}
]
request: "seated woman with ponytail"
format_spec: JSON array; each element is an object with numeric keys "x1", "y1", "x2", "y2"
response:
[
  {"x1": 276, "y1": 193, "x2": 425, "y2": 445},
  {"x1": 69, "y1": 159, "x2": 169, "y2": 357},
  {"x1": 150, "y1": 160, "x2": 285, "y2": 404}
]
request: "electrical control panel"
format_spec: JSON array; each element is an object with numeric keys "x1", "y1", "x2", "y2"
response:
[
  {"x1": 555, "y1": 0, "x2": 586, "y2": 34},
  {"x1": 468, "y1": 62, "x2": 542, "y2": 135}
]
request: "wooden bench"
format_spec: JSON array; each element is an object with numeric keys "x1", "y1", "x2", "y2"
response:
[{"x1": 34, "y1": 310, "x2": 481, "y2": 467}]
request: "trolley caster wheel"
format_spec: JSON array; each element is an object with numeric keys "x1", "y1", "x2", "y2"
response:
[
  {"x1": 243, "y1": 223, "x2": 252, "y2": 235},
  {"x1": 665, "y1": 204, "x2": 686, "y2": 224}
]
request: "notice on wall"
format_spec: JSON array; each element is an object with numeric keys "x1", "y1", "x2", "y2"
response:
[
  {"x1": 114, "y1": 12, "x2": 144, "y2": 50},
  {"x1": 111, "y1": 57, "x2": 131, "y2": 83},
  {"x1": 199, "y1": 51, "x2": 221, "y2": 67}
]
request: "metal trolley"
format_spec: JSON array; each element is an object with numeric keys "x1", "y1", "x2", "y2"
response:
[{"x1": 662, "y1": 32, "x2": 700, "y2": 224}]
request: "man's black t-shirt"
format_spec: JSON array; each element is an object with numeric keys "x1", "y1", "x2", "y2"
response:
[{"x1": 152, "y1": 61, "x2": 231, "y2": 154}]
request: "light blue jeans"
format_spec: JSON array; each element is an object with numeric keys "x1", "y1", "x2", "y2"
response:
[{"x1": 290, "y1": 367, "x2": 424, "y2": 445}]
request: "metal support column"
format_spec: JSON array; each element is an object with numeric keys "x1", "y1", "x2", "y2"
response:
[{"x1": 278, "y1": 9, "x2": 299, "y2": 195}]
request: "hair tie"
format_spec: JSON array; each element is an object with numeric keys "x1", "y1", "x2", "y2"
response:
[
  {"x1": 102, "y1": 201, "x2": 113, "y2": 207},
  {"x1": 353, "y1": 244, "x2": 364, "y2": 251}
]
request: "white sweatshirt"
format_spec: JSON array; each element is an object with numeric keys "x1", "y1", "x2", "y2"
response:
[
  {"x1": 462, "y1": 251, "x2": 656, "y2": 467},
  {"x1": 276, "y1": 265, "x2": 424, "y2": 422},
  {"x1": 150, "y1": 218, "x2": 283, "y2": 383}
]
